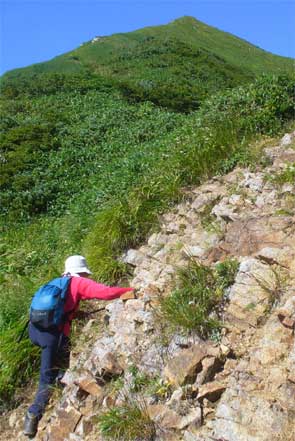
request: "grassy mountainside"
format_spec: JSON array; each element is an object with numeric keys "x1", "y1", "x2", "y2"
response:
[
  {"x1": 2, "y1": 16, "x2": 294, "y2": 111},
  {"x1": 0, "y1": 15, "x2": 294, "y2": 409},
  {"x1": 5, "y1": 16, "x2": 294, "y2": 77}
]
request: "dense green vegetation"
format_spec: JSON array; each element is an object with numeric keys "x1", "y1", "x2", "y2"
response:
[
  {"x1": 0, "y1": 16, "x2": 294, "y2": 410},
  {"x1": 0, "y1": 87, "x2": 183, "y2": 218}
]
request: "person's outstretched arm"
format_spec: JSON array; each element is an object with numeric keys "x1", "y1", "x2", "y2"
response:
[{"x1": 72, "y1": 277, "x2": 133, "y2": 301}]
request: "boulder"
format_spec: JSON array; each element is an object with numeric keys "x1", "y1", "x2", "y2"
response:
[
  {"x1": 280, "y1": 132, "x2": 295, "y2": 146},
  {"x1": 194, "y1": 356, "x2": 223, "y2": 387},
  {"x1": 77, "y1": 374, "x2": 105, "y2": 398},
  {"x1": 46, "y1": 402, "x2": 82, "y2": 441},
  {"x1": 120, "y1": 291, "x2": 136, "y2": 300},
  {"x1": 226, "y1": 258, "x2": 278, "y2": 328},
  {"x1": 221, "y1": 215, "x2": 293, "y2": 257},
  {"x1": 197, "y1": 381, "x2": 226, "y2": 402},
  {"x1": 256, "y1": 246, "x2": 290, "y2": 267},
  {"x1": 228, "y1": 194, "x2": 243, "y2": 206},
  {"x1": 191, "y1": 193, "x2": 217, "y2": 212},
  {"x1": 122, "y1": 249, "x2": 145, "y2": 266},
  {"x1": 182, "y1": 245, "x2": 205, "y2": 258},
  {"x1": 164, "y1": 345, "x2": 207, "y2": 386},
  {"x1": 211, "y1": 198, "x2": 238, "y2": 221},
  {"x1": 273, "y1": 150, "x2": 295, "y2": 167},
  {"x1": 280, "y1": 316, "x2": 295, "y2": 329},
  {"x1": 282, "y1": 183, "x2": 294, "y2": 193},
  {"x1": 84, "y1": 342, "x2": 123, "y2": 379},
  {"x1": 147, "y1": 232, "x2": 169, "y2": 247},
  {"x1": 255, "y1": 190, "x2": 277, "y2": 209},
  {"x1": 147, "y1": 404, "x2": 202, "y2": 430},
  {"x1": 75, "y1": 416, "x2": 95, "y2": 437},
  {"x1": 147, "y1": 404, "x2": 182, "y2": 429},
  {"x1": 277, "y1": 296, "x2": 295, "y2": 319},
  {"x1": 241, "y1": 171, "x2": 264, "y2": 192},
  {"x1": 211, "y1": 388, "x2": 291, "y2": 441}
]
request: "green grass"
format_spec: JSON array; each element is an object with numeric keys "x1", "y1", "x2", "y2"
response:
[
  {"x1": 0, "y1": 321, "x2": 40, "y2": 412},
  {"x1": 127, "y1": 366, "x2": 163, "y2": 396},
  {"x1": 266, "y1": 163, "x2": 295, "y2": 186},
  {"x1": 159, "y1": 259, "x2": 239, "y2": 337},
  {"x1": 98, "y1": 400, "x2": 155, "y2": 441}
]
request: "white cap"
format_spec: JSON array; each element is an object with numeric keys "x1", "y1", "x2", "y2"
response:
[{"x1": 64, "y1": 255, "x2": 92, "y2": 276}]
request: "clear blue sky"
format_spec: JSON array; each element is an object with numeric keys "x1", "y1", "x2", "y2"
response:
[{"x1": 1, "y1": 0, "x2": 294, "y2": 75}]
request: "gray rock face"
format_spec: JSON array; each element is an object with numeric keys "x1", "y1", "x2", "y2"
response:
[
  {"x1": 225, "y1": 258, "x2": 278, "y2": 329},
  {"x1": 122, "y1": 248, "x2": 146, "y2": 266},
  {"x1": 212, "y1": 388, "x2": 289, "y2": 441}
]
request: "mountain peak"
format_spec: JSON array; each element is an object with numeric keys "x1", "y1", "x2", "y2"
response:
[{"x1": 171, "y1": 16, "x2": 200, "y2": 25}]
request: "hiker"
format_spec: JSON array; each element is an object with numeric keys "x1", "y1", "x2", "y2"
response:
[{"x1": 24, "y1": 255, "x2": 133, "y2": 437}]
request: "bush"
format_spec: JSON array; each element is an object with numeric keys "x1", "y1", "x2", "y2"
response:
[
  {"x1": 0, "y1": 72, "x2": 114, "y2": 98},
  {"x1": 198, "y1": 74, "x2": 295, "y2": 136},
  {"x1": 0, "y1": 93, "x2": 183, "y2": 219}
]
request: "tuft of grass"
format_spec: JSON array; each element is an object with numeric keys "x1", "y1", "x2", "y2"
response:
[
  {"x1": 268, "y1": 163, "x2": 295, "y2": 186},
  {"x1": 274, "y1": 208, "x2": 294, "y2": 216},
  {"x1": 215, "y1": 258, "x2": 240, "y2": 290},
  {"x1": 107, "y1": 376, "x2": 125, "y2": 398},
  {"x1": 98, "y1": 400, "x2": 156, "y2": 441},
  {"x1": 127, "y1": 366, "x2": 166, "y2": 398},
  {"x1": 159, "y1": 259, "x2": 239, "y2": 338},
  {"x1": 128, "y1": 366, "x2": 152, "y2": 393},
  {"x1": 199, "y1": 198, "x2": 222, "y2": 233}
]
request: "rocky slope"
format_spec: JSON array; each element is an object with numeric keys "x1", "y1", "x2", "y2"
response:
[{"x1": 2, "y1": 131, "x2": 295, "y2": 441}]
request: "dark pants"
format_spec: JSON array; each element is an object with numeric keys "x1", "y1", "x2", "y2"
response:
[{"x1": 28, "y1": 323, "x2": 70, "y2": 418}]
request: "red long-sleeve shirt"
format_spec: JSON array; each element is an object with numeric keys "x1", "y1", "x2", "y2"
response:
[{"x1": 62, "y1": 276, "x2": 132, "y2": 336}]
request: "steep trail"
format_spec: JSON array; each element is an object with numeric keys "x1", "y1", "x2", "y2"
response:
[{"x1": 2, "y1": 131, "x2": 295, "y2": 441}]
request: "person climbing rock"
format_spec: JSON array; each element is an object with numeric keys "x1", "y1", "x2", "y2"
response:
[{"x1": 23, "y1": 255, "x2": 133, "y2": 438}]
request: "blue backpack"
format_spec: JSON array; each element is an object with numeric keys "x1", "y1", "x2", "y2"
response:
[{"x1": 30, "y1": 277, "x2": 71, "y2": 329}]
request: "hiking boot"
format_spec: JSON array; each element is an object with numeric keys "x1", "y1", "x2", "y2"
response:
[{"x1": 23, "y1": 411, "x2": 39, "y2": 437}]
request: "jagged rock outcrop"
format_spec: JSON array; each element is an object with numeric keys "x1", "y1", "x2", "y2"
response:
[{"x1": 2, "y1": 131, "x2": 295, "y2": 441}]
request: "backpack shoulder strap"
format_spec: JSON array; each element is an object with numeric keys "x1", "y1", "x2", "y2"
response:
[{"x1": 48, "y1": 276, "x2": 71, "y2": 299}]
